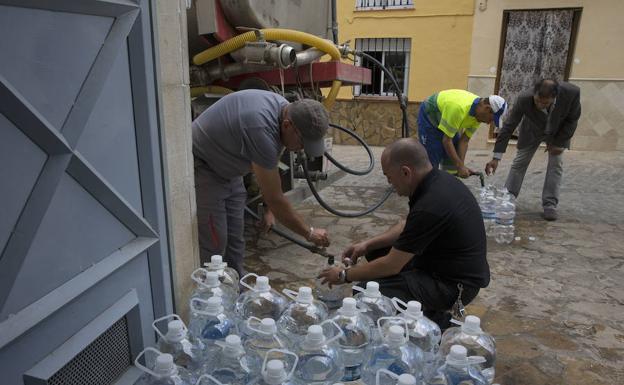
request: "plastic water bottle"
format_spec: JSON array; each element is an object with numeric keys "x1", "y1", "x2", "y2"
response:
[
  {"x1": 353, "y1": 281, "x2": 395, "y2": 325},
  {"x1": 376, "y1": 369, "x2": 418, "y2": 385},
  {"x1": 439, "y1": 316, "x2": 496, "y2": 383},
  {"x1": 291, "y1": 322, "x2": 345, "y2": 384},
  {"x1": 244, "y1": 317, "x2": 289, "y2": 374},
  {"x1": 191, "y1": 269, "x2": 238, "y2": 311},
  {"x1": 315, "y1": 256, "x2": 348, "y2": 310},
  {"x1": 203, "y1": 335, "x2": 251, "y2": 385},
  {"x1": 134, "y1": 347, "x2": 194, "y2": 385},
  {"x1": 479, "y1": 186, "x2": 497, "y2": 236},
  {"x1": 248, "y1": 349, "x2": 299, "y2": 385},
  {"x1": 152, "y1": 315, "x2": 204, "y2": 373},
  {"x1": 235, "y1": 274, "x2": 288, "y2": 336},
  {"x1": 330, "y1": 297, "x2": 373, "y2": 382},
  {"x1": 493, "y1": 191, "x2": 515, "y2": 244},
  {"x1": 388, "y1": 298, "x2": 441, "y2": 380},
  {"x1": 195, "y1": 374, "x2": 227, "y2": 385},
  {"x1": 361, "y1": 322, "x2": 424, "y2": 385},
  {"x1": 428, "y1": 345, "x2": 488, "y2": 385},
  {"x1": 277, "y1": 286, "x2": 329, "y2": 346},
  {"x1": 188, "y1": 296, "x2": 236, "y2": 350},
  {"x1": 203, "y1": 254, "x2": 240, "y2": 295}
]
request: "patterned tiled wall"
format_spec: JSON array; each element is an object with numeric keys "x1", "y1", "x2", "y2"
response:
[
  {"x1": 329, "y1": 99, "x2": 419, "y2": 146},
  {"x1": 466, "y1": 76, "x2": 624, "y2": 151}
]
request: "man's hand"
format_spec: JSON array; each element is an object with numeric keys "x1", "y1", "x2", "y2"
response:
[
  {"x1": 307, "y1": 228, "x2": 330, "y2": 247},
  {"x1": 546, "y1": 144, "x2": 564, "y2": 156},
  {"x1": 317, "y1": 265, "x2": 343, "y2": 286},
  {"x1": 258, "y1": 209, "x2": 275, "y2": 234},
  {"x1": 457, "y1": 165, "x2": 475, "y2": 179},
  {"x1": 342, "y1": 242, "x2": 368, "y2": 265},
  {"x1": 485, "y1": 159, "x2": 499, "y2": 176}
]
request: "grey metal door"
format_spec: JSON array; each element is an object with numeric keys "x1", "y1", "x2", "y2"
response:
[{"x1": 0, "y1": 1, "x2": 172, "y2": 384}]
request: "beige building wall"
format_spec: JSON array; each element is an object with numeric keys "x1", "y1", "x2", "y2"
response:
[
  {"x1": 467, "y1": 0, "x2": 624, "y2": 151},
  {"x1": 155, "y1": 0, "x2": 199, "y2": 321}
]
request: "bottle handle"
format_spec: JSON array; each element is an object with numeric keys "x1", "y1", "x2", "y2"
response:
[
  {"x1": 377, "y1": 316, "x2": 409, "y2": 343},
  {"x1": 195, "y1": 374, "x2": 226, "y2": 385},
  {"x1": 319, "y1": 319, "x2": 344, "y2": 346},
  {"x1": 189, "y1": 297, "x2": 212, "y2": 316},
  {"x1": 391, "y1": 297, "x2": 408, "y2": 314},
  {"x1": 261, "y1": 348, "x2": 299, "y2": 381},
  {"x1": 134, "y1": 346, "x2": 163, "y2": 378},
  {"x1": 376, "y1": 368, "x2": 399, "y2": 385},
  {"x1": 191, "y1": 268, "x2": 210, "y2": 289},
  {"x1": 450, "y1": 318, "x2": 464, "y2": 327},
  {"x1": 239, "y1": 273, "x2": 259, "y2": 292},
  {"x1": 468, "y1": 355, "x2": 487, "y2": 365},
  {"x1": 282, "y1": 288, "x2": 298, "y2": 301},
  {"x1": 151, "y1": 314, "x2": 184, "y2": 342},
  {"x1": 246, "y1": 316, "x2": 268, "y2": 335},
  {"x1": 352, "y1": 285, "x2": 365, "y2": 294}
]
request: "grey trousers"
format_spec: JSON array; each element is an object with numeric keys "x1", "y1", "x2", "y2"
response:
[
  {"x1": 194, "y1": 159, "x2": 247, "y2": 276},
  {"x1": 505, "y1": 141, "x2": 563, "y2": 209}
]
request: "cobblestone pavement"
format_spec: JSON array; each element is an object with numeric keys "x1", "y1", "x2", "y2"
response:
[{"x1": 244, "y1": 145, "x2": 624, "y2": 385}]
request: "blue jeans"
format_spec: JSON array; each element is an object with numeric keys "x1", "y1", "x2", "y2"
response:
[{"x1": 417, "y1": 103, "x2": 459, "y2": 169}]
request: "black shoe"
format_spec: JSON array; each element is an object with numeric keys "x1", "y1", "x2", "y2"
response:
[{"x1": 542, "y1": 207, "x2": 558, "y2": 221}]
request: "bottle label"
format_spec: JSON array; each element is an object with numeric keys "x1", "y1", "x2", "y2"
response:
[{"x1": 342, "y1": 364, "x2": 362, "y2": 381}]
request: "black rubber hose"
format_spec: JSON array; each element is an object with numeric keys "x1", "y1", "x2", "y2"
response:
[
  {"x1": 324, "y1": 123, "x2": 374, "y2": 176},
  {"x1": 354, "y1": 51, "x2": 410, "y2": 137},
  {"x1": 301, "y1": 152, "x2": 394, "y2": 218}
]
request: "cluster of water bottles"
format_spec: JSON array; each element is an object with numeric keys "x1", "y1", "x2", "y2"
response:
[
  {"x1": 134, "y1": 255, "x2": 497, "y2": 385},
  {"x1": 479, "y1": 184, "x2": 516, "y2": 244}
]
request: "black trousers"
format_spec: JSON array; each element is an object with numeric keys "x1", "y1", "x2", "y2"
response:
[{"x1": 355, "y1": 247, "x2": 480, "y2": 330}]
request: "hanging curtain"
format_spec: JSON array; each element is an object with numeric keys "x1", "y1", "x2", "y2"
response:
[{"x1": 497, "y1": 9, "x2": 574, "y2": 126}]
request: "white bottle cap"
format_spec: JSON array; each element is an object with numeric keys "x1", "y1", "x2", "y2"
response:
[
  {"x1": 405, "y1": 301, "x2": 423, "y2": 319},
  {"x1": 165, "y1": 320, "x2": 187, "y2": 342},
  {"x1": 446, "y1": 345, "x2": 468, "y2": 366},
  {"x1": 259, "y1": 318, "x2": 277, "y2": 334},
  {"x1": 154, "y1": 353, "x2": 177, "y2": 377},
  {"x1": 255, "y1": 276, "x2": 271, "y2": 292},
  {"x1": 223, "y1": 334, "x2": 243, "y2": 357},
  {"x1": 204, "y1": 296, "x2": 224, "y2": 314},
  {"x1": 339, "y1": 298, "x2": 357, "y2": 316},
  {"x1": 462, "y1": 315, "x2": 482, "y2": 335},
  {"x1": 305, "y1": 325, "x2": 325, "y2": 346},
  {"x1": 297, "y1": 286, "x2": 313, "y2": 303},
  {"x1": 387, "y1": 325, "x2": 405, "y2": 345},
  {"x1": 364, "y1": 281, "x2": 381, "y2": 297},
  {"x1": 211, "y1": 254, "x2": 223, "y2": 264},
  {"x1": 397, "y1": 374, "x2": 417, "y2": 385},
  {"x1": 264, "y1": 360, "x2": 287, "y2": 384}
]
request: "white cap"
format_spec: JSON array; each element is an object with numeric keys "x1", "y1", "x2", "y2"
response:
[
  {"x1": 204, "y1": 296, "x2": 224, "y2": 315},
  {"x1": 446, "y1": 345, "x2": 468, "y2": 366},
  {"x1": 397, "y1": 374, "x2": 417, "y2": 385},
  {"x1": 211, "y1": 255, "x2": 223, "y2": 264},
  {"x1": 339, "y1": 298, "x2": 358, "y2": 317},
  {"x1": 255, "y1": 276, "x2": 271, "y2": 292},
  {"x1": 264, "y1": 360, "x2": 287, "y2": 384},
  {"x1": 387, "y1": 325, "x2": 405, "y2": 345},
  {"x1": 462, "y1": 315, "x2": 483, "y2": 335},
  {"x1": 404, "y1": 301, "x2": 423, "y2": 319},
  {"x1": 165, "y1": 320, "x2": 187, "y2": 342},
  {"x1": 222, "y1": 334, "x2": 243, "y2": 357},
  {"x1": 259, "y1": 318, "x2": 277, "y2": 334},
  {"x1": 204, "y1": 271, "x2": 220, "y2": 287},
  {"x1": 364, "y1": 281, "x2": 381, "y2": 298},
  {"x1": 488, "y1": 95, "x2": 507, "y2": 128},
  {"x1": 154, "y1": 353, "x2": 177, "y2": 377},
  {"x1": 305, "y1": 325, "x2": 325, "y2": 346},
  {"x1": 296, "y1": 287, "x2": 313, "y2": 303}
]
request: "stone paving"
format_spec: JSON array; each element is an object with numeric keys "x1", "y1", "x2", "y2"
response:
[{"x1": 244, "y1": 145, "x2": 624, "y2": 385}]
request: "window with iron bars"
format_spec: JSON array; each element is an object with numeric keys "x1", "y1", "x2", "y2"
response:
[
  {"x1": 354, "y1": 38, "x2": 411, "y2": 97},
  {"x1": 355, "y1": 0, "x2": 414, "y2": 10}
]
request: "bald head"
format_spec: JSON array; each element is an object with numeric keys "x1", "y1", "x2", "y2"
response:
[{"x1": 382, "y1": 138, "x2": 431, "y2": 170}]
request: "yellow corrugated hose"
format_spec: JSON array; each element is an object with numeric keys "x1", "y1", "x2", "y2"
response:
[
  {"x1": 190, "y1": 85, "x2": 234, "y2": 98},
  {"x1": 192, "y1": 28, "x2": 342, "y2": 109}
]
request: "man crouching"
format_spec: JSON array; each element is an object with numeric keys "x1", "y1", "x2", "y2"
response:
[{"x1": 318, "y1": 137, "x2": 490, "y2": 329}]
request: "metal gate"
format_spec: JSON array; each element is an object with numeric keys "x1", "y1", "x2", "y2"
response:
[{"x1": 0, "y1": 1, "x2": 172, "y2": 384}]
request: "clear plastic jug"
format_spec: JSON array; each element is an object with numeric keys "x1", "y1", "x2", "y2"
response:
[
  {"x1": 152, "y1": 314, "x2": 204, "y2": 372},
  {"x1": 291, "y1": 321, "x2": 345, "y2": 385},
  {"x1": 203, "y1": 254, "x2": 240, "y2": 295},
  {"x1": 277, "y1": 286, "x2": 329, "y2": 346}
]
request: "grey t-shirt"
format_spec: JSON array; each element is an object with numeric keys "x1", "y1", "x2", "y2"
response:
[{"x1": 192, "y1": 90, "x2": 288, "y2": 181}]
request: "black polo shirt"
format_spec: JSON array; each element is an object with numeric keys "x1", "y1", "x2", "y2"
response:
[{"x1": 393, "y1": 169, "x2": 490, "y2": 288}]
